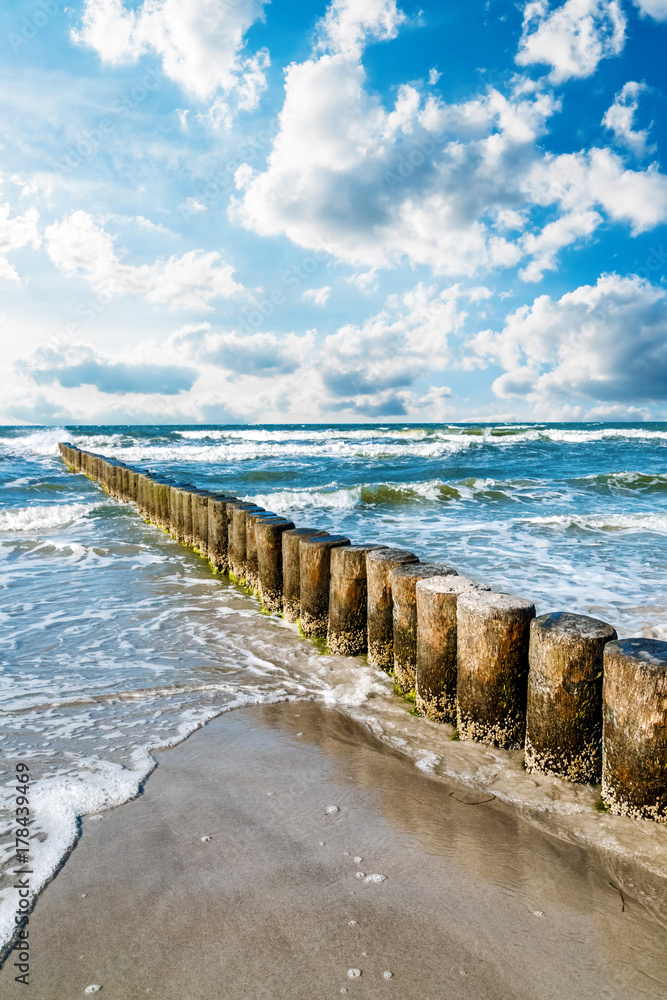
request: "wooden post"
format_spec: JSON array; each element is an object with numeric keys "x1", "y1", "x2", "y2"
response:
[
  {"x1": 602, "y1": 638, "x2": 667, "y2": 821},
  {"x1": 391, "y1": 563, "x2": 458, "y2": 695},
  {"x1": 327, "y1": 545, "x2": 387, "y2": 655},
  {"x1": 282, "y1": 528, "x2": 329, "y2": 623},
  {"x1": 256, "y1": 519, "x2": 296, "y2": 612},
  {"x1": 526, "y1": 612, "x2": 616, "y2": 782},
  {"x1": 415, "y1": 576, "x2": 490, "y2": 723},
  {"x1": 457, "y1": 591, "x2": 536, "y2": 748},
  {"x1": 366, "y1": 548, "x2": 419, "y2": 671}
]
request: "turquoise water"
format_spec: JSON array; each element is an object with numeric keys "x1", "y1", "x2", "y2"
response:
[{"x1": 1, "y1": 422, "x2": 667, "y2": 950}]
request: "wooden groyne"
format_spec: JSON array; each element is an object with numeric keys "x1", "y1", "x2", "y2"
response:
[{"x1": 58, "y1": 442, "x2": 667, "y2": 823}]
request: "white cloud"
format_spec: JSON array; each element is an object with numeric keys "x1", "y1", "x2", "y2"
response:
[
  {"x1": 519, "y1": 210, "x2": 601, "y2": 281},
  {"x1": 603, "y1": 81, "x2": 654, "y2": 157},
  {"x1": 318, "y1": 0, "x2": 406, "y2": 57},
  {"x1": 0, "y1": 190, "x2": 41, "y2": 282},
  {"x1": 302, "y1": 286, "x2": 331, "y2": 306},
  {"x1": 470, "y1": 274, "x2": 667, "y2": 404},
  {"x1": 44, "y1": 211, "x2": 244, "y2": 310},
  {"x1": 632, "y1": 0, "x2": 667, "y2": 19},
  {"x1": 524, "y1": 147, "x2": 667, "y2": 236},
  {"x1": 233, "y1": 0, "x2": 667, "y2": 286},
  {"x1": 319, "y1": 282, "x2": 470, "y2": 413},
  {"x1": 170, "y1": 326, "x2": 314, "y2": 377},
  {"x1": 516, "y1": 0, "x2": 626, "y2": 83},
  {"x1": 73, "y1": 0, "x2": 269, "y2": 117},
  {"x1": 16, "y1": 338, "x2": 197, "y2": 395}
]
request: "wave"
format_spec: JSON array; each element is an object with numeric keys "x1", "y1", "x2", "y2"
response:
[
  {"x1": 71, "y1": 438, "x2": 474, "y2": 463},
  {"x1": 521, "y1": 512, "x2": 667, "y2": 534},
  {"x1": 0, "y1": 503, "x2": 98, "y2": 533},
  {"x1": 0, "y1": 427, "x2": 68, "y2": 458},
  {"x1": 246, "y1": 476, "x2": 551, "y2": 511},
  {"x1": 570, "y1": 471, "x2": 667, "y2": 495}
]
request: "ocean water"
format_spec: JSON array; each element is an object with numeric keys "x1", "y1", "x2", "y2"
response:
[{"x1": 2, "y1": 422, "x2": 667, "y2": 951}]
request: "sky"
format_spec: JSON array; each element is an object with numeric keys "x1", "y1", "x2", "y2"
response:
[{"x1": 1, "y1": 0, "x2": 667, "y2": 425}]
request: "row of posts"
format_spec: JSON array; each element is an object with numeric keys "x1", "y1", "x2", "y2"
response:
[{"x1": 58, "y1": 443, "x2": 667, "y2": 824}]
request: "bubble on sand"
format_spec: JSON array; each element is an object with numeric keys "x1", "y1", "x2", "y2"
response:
[
  {"x1": 354, "y1": 857, "x2": 363, "y2": 863},
  {"x1": 326, "y1": 805, "x2": 339, "y2": 815},
  {"x1": 365, "y1": 874, "x2": 387, "y2": 883},
  {"x1": 89, "y1": 815, "x2": 103, "y2": 822},
  {"x1": 355, "y1": 872, "x2": 366, "y2": 879},
  {"x1": 344, "y1": 851, "x2": 350, "y2": 856},
  {"x1": 348, "y1": 920, "x2": 358, "y2": 926},
  {"x1": 383, "y1": 971, "x2": 393, "y2": 979},
  {"x1": 533, "y1": 910, "x2": 544, "y2": 916},
  {"x1": 319, "y1": 841, "x2": 325, "y2": 846},
  {"x1": 85, "y1": 987, "x2": 101, "y2": 994},
  {"x1": 266, "y1": 792, "x2": 273, "y2": 796},
  {"x1": 200, "y1": 836, "x2": 211, "y2": 842},
  {"x1": 81, "y1": 893, "x2": 87, "y2": 898},
  {"x1": 347, "y1": 969, "x2": 361, "y2": 978},
  {"x1": 296, "y1": 732, "x2": 303, "y2": 736}
]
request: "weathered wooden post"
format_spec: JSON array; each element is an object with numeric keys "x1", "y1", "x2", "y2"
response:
[
  {"x1": 282, "y1": 528, "x2": 329, "y2": 623},
  {"x1": 245, "y1": 510, "x2": 279, "y2": 592},
  {"x1": 415, "y1": 576, "x2": 490, "y2": 723},
  {"x1": 327, "y1": 544, "x2": 387, "y2": 655},
  {"x1": 457, "y1": 591, "x2": 536, "y2": 748},
  {"x1": 391, "y1": 563, "x2": 458, "y2": 695},
  {"x1": 228, "y1": 502, "x2": 264, "y2": 583},
  {"x1": 179, "y1": 488, "x2": 195, "y2": 545},
  {"x1": 207, "y1": 496, "x2": 238, "y2": 572},
  {"x1": 602, "y1": 638, "x2": 667, "y2": 821},
  {"x1": 190, "y1": 491, "x2": 210, "y2": 553},
  {"x1": 299, "y1": 535, "x2": 351, "y2": 638},
  {"x1": 256, "y1": 518, "x2": 296, "y2": 611},
  {"x1": 366, "y1": 548, "x2": 419, "y2": 671},
  {"x1": 525, "y1": 612, "x2": 617, "y2": 782}
]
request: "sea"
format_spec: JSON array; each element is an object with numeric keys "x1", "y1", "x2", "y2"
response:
[{"x1": 2, "y1": 422, "x2": 667, "y2": 952}]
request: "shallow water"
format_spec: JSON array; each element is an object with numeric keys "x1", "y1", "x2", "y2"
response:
[{"x1": 1, "y1": 422, "x2": 667, "y2": 952}]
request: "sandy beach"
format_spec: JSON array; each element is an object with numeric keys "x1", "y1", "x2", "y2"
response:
[{"x1": 3, "y1": 701, "x2": 666, "y2": 999}]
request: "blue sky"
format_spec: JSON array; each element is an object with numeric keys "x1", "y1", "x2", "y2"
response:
[{"x1": 1, "y1": 0, "x2": 666, "y2": 424}]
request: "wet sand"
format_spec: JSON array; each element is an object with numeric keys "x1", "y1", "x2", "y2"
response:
[{"x1": 3, "y1": 702, "x2": 667, "y2": 999}]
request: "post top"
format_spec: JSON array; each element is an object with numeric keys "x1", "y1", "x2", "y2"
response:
[
  {"x1": 605, "y1": 638, "x2": 667, "y2": 671},
  {"x1": 284, "y1": 527, "x2": 329, "y2": 538},
  {"x1": 300, "y1": 534, "x2": 350, "y2": 549},
  {"x1": 390, "y1": 562, "x2": 457, "y2": 583},
  {"x1": 532, "y1": 611, "x2": 617, "y2": 642},
  {"x1": 458, "y1": 590, "x2": 535, "y2": 617},
  {"x1": 416, "y1": 575, "x2": 489, "y2": 596},
  {"x1": 367, "y1": 548, "x2": 419, "y2": 565}
]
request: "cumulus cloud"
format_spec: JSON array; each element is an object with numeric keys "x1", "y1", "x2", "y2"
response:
[
  {"x1": 44, "y1": 211, "x2": 244, "y2": 310},
  {"x1": 233, "y1": 0, "x2": 666, "y2": 286},
  {"x1": 523, "y1": 147, "x2": 667, "y2": 236},
  {"x1": 170, "y1": 326, "x2": 314, "y2": 377},
  {"x1": 632, "y1": 0, "x2": 667, "y2": 19},
  {"x1": 73, "y1": 0, "x2": 270, "y2": 123},
  {"x1": 516, "y1": 0, "x2": 626, "y2": 83},
  {"x1": 319, "y1": 281, "x2": 470, "y2": 412},
  {"x1": 16, "y1": 340, "x2": 197, "y2": 395},
  {"x1": 317, "y1": 0, "x2": 407, "y2": 56},
  {"x1": 302, "y1": 286, "x2": 331, "y2": 305},
  {"x1": 0, "y1": 197, "x2": 40, "y2": 282},
  {"x1": 470, "y1": 274, "x2": 667, "y2": 404},
  {"x1": 603, "y1": 81, "x2": 654, "y2": 157}
]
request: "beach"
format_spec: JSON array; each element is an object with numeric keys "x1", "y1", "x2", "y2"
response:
[{"x1": 4, "y1": 700, "x2": 666, "y2": 999}]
